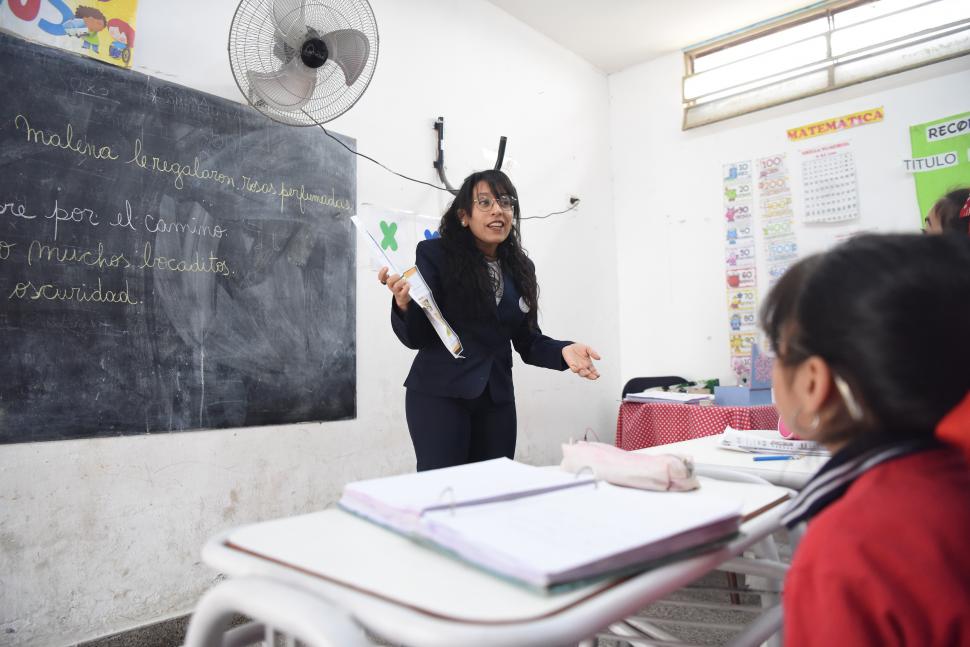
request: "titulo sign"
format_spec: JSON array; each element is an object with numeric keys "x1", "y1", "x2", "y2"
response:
[{"x1": 787, "y1": 107, "x2": 884, "y2": 141}]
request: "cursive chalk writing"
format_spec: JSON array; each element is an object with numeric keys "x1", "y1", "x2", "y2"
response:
[
  {"x1": 8, "y1": 278, "x2": 139, "y2": 305},
  {"x1": 278, "y1": 182, "x2": 352, "y2": 214},
  {"x1": 47, "y1": 199, "x2": 100, "y2": 241},
  {"x1": 28, "y1": 239, "x2": 130, "y2": 270},
  {"x1": 126, "y1": 138, "x2": 236, "y2": 190},
  {"x1": 14, "y1": 113, "x2": 119, "y2": 161},
  {"x1": 144, "y1": 213, "x2": 227, "y2": 239},
  {"x1": 139, "y1": 241, "x2": 231, "y2": 277}
]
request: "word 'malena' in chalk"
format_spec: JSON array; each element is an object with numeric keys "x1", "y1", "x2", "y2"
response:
[{"x1": 14, "y1": 113, "x2": 120, "y2": 161}]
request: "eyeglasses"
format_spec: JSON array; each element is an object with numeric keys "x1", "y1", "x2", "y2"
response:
[{"x1": 472, "y1": 194, "x2": 517, "y2": 212}]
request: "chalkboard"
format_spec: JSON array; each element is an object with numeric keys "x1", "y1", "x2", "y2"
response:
[{"x1": 0, "y1": 32, "x2": 357, "y2": 444}]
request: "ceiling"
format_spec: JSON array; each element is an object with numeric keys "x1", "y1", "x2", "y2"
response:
[{"x1": 486, "y1": 0, "x2": 822, "y2": 73}]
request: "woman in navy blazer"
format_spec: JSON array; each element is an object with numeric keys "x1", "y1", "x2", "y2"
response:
[{"x1": 378, "y1": 170, "x2": 600, "y2": 471}]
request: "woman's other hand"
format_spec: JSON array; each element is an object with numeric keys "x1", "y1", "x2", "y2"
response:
[
  {"x1": 379, "y1": 266, "x2": 411, "y2": 311},
  {"x1": 562, "y1": 343, "x2": 601, "y2": 380}
]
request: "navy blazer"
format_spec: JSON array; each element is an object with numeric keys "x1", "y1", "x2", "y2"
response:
[{"x1": 391, "y1": 239, "x2": 570, "y2": 403}]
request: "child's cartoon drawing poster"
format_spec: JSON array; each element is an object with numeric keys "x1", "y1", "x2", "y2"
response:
[{"x1": 0, "y1": 0, "x2": 137, "y2": 68}]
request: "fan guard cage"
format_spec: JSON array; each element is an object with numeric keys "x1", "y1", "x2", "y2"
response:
[{"x1": 228, "y1": 0, "x2": 379, "y2": 126}]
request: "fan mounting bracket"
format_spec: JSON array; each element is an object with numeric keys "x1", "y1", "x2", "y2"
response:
[{"x1": 433, "y1": 116, "x2": 507, "y2": 196}]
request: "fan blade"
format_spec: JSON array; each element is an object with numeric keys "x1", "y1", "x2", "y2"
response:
[
  {"x1": 321, "y1": 29, "x2": 370, "y2": 86},
  {"x1": 272, "y1": 0, "x2": 306, "y2": 50},
  {"x1": 247, "y1": 58, "x2": 317, "y2": 113}
]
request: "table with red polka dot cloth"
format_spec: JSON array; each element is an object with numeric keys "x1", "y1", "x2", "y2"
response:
[{"x1": 615, "y1": 402, "x2": 780, "y2": 450}]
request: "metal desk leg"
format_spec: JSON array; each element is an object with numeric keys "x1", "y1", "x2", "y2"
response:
[{"x1": 184, "y1": 576, "x2": 372, "y2": 647}]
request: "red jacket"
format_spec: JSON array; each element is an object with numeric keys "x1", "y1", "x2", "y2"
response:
[{"x1": 784, "y1": 446, "x2": 970, "y2": 646}]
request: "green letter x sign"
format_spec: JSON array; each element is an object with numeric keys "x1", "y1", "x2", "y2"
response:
[{"x1": 380, "y1": 220, "x2": 398, "y2": 251}]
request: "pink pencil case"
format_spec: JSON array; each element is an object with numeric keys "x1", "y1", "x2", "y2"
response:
[{"x1": 560, "y1": 441, "x2": 700, "y2": 492}]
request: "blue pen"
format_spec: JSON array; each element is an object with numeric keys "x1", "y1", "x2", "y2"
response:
[{"x1": 753, "y1": 454, "x2": 799, "y2": 461}]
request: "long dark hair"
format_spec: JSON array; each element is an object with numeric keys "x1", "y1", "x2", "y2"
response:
[
  {"x1": 438, "y1": 170, "x2": 539, "y2": 328},
  {"x1": 929, "y1": 187, "x2": 970, "y2": 235},
  {"x1": 761, "y1": 234, "x2": 970, "y2": 437}
]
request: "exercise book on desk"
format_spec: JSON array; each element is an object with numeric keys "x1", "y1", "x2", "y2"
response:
[
  {"x1": 719, "y1": 426, "x2": 829, "y2": 456},
  {"x1": 624, "y1": 391, "x2": 714, "y2": 404},
  {"x1": 333, "y1": 459, "x2": 766, "y2": 592}
]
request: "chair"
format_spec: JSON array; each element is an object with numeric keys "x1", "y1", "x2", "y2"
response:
[{"x1": 621, "y1": 375, "x2": 687, "y2": 399}]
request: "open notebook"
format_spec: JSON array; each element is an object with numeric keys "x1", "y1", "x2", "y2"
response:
[{"x1": 333, "y1": 458, "x2": 761, "y2": 591}]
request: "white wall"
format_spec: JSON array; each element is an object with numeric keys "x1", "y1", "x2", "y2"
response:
[
  {"x1": 0, "y1": 2, "x2": 619, "y2": 644},
  {"x1": 609, "y1": 52, "x2": 970, "y2": 387}
]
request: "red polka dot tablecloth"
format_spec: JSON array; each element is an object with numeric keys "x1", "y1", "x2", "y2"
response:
[{"x1": 615, "y1": 402, "x2": 780, "y2": 450}]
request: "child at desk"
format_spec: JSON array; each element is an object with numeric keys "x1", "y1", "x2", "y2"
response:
[
  {"x1": 923, "y1": 187, "x2": 969, "y2": 236},
  {"x1": 761, "y1": 233, "x2": 970, "y2": 646}
]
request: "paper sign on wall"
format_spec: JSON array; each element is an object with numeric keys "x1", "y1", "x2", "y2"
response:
[
  {"x1": 909, "y1": 111, "x2": 970, "y2": 226},
  {"x1": 787, "y1": 107, "x2": 884, "y2": 141},
  {"x1": 722, "y1": 160, "x2": 758, "y2": 384},
  {"x1": 800, "y1": 141, "x2": 860, "y2": 224},
  {"x1": 0, "y1": 1, "x2": 138, "y2": 68}
]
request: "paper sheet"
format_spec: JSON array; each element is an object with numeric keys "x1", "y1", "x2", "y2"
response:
[{"x1": 351, "y1": 215, "x2": 464, "y2": 358}]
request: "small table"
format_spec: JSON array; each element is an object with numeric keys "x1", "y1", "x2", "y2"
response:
[
  {"x1": 634, "y1": 431, "x2": 828, "y2": 489},
  {"x1": 616, "y1": 401, "x2": 779, "y2": 450}
]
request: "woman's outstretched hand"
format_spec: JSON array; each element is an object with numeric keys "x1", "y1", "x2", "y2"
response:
[
  {"x1": 378, "y1": 266, "x2": 411, "y2": 311},
  {"x1": 562, "y1": 343, "x2": 601, "y2": 380}
]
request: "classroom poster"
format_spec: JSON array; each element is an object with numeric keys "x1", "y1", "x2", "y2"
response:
[
  {"x1": 800, "y1": 141, "x2": 860, "y2": 224},
  {"x1": 908, "y1": 111, "x2": 970, "y2": 226},
  {"x1": 786, "y1": 107, "x2": 884, "y2": 141},
  {"x1": 0, "y1": 0, "x2": 138, "y2": 68},
  {"x1": 723, "y1": 160, "x2": 757, "y2": 383},
  {"x1": 757, "y1": 153, "x2": 798, "y2": 289}
]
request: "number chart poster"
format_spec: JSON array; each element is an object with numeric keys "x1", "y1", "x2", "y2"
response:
[
  {"x1": 0, "y1": 0, "x2": 138, "y2": 68},
  {"x1": 908, "y1": 111, "x2": 970, "y2": 224},
  {"x1": 723, "y1": 160, "x2": 757, "y2": 383}
]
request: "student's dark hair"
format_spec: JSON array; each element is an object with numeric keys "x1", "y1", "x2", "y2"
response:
[
  {"x1": 761, "y1": 233, "x2": 970, "y2": 437},
  {"x1": 929, "y1": 187, "x2": 970, "y2": 235},
  {"x1": 438, "y1": 170, "x2": 539, "y2": 328},
  {"x1": 75, "y1": 6, "x2": 107, "y2": 24}
]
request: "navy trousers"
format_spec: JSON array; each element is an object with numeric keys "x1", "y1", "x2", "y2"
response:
[{"x1": 405, "y1": 387, "x2": 517, "y2": 472}]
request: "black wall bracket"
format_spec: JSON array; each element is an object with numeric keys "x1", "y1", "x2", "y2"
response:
[{"x1": 433, "y1": 116, "x2": 507, "y2": 196}]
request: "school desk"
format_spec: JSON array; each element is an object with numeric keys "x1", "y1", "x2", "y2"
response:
[
  {"x1": 184, "y1": 476, "x2": 793, "y2": 647},
  {"x1": 616, "y1": 401, "x2": 780, "y2": 450}
]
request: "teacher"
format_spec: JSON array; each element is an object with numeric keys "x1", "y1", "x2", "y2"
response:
[{"x1": 379, "y1": 170, "x2": 600, "y2": 471}]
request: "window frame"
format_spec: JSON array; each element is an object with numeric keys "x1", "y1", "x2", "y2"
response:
[{"x1": 682, "y1": 0, "x2": 970, "y2": 129}]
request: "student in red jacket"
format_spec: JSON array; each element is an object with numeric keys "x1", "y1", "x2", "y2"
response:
[{"x1": 760, "y1": 233, "x2": 970, "y2": 646}]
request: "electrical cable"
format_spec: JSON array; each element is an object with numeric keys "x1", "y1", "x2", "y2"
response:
[
  {"x1": 521, "y1": 200, "x2": 580, "y2": 220},
  {"x1": 309, "y1": 118, "x2": 453, "y2": 193},
  {"x1": 305, "y1": 111, "x2": 582, "y2": 219}
]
